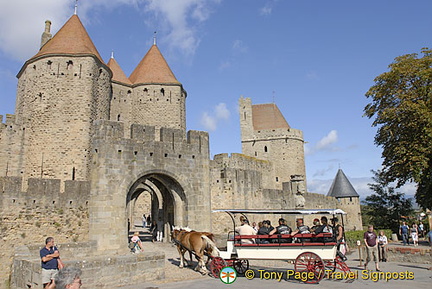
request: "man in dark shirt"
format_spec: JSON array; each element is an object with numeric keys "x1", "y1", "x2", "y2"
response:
[
  {"x1": 257, "y1": 220, "x2": 274, "y2": 244},
  {"x1": 270, "y1": 218, "x2": 292, "y2": 243},
  {"x1": 399, "y1": 221, "x2": 409, "y2": 246},
  {"x1": 291, "y1": 218, "x2": 310, "y2": 242},
  {"x1": 314, "y1": 216, "x2": 333, "y2": 242},
  {"x1": 40, "y1": 237, "x2": 60, "y2": 288},
  {"x1": 363, "y1": 225, "x2": 380, "y2": 271}
]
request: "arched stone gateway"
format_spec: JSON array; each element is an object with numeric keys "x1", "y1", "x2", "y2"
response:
[
  {"x1": 88, "y1": 122, "x2": 212, "y2": 253},
  {"x1": 126, "y1": 172, "x2": 187, "y2": 241}
]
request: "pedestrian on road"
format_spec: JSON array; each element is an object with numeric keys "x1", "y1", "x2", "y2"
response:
[
  {"x1": 399, "y1": 221, "x2": 409, "y2": 245},
  {"x1": 364, "y1": 225, "x2": 381, "y2": 271},
  {"x1": 377, "y1": 230, "x2": 388, "y2": 262}
]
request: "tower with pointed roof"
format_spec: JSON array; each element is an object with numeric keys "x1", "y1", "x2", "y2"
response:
[
  {"x1": 239, "y1": 97, "x2": 306, "y2": 189},
  {"x1": 128, "y1": 44, "x2": 186, "y2": 131},
  {"x1": 11, "y1": 14, "x2": 112, "y2": 185},
  {"x1": 327, "y1": 169, "x2": 363, "y2": 230}
]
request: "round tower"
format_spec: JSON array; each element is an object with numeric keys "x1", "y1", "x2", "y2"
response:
[
  {"x1": 128, "y1": 44, "x2": 186, "y2": 131},
  {"x1": 14, "y1": 15, "x2": 111, "y2": 185}
]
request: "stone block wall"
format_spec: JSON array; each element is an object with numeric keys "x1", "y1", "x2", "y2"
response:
[
  {"x1": 10, "y1": 55, "x2": 111, "y2": 187},
  {"x1": 89, "y1": 120, "x2": 211, "y2": 252},
  {"x1": 0, "y1": 177, "x2": 90, "y2": 289},
  {"x1": 11, "y1": 242, "x2": 165, "y2": 289},
  {"x1": 128, "y1": 83, "x2": 186, "y2": 131},
  {"x1": 238, "y1": 97, "x2": 306, "y2": 189}
]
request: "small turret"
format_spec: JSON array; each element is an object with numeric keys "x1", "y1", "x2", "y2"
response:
[{"x1": 40, "y1": 20, "x2": 52, "y2": 48}]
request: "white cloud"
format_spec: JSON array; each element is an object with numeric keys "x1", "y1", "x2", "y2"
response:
[
  {"x1": 143, "y1": 0, "x2": 220, "y2": 56},
  {"x1": 260, "y1": 5, "x2": 272, "y2": 16},
  {"x1": 232, "y1": 39, "x2": 248, "y2": 53},
  {"x1": 305, "y1": 130, "x2": 339, "y2": 155},
  {"x1": 200, "y1": 102, "x2": 231, "y2": 130},
  {"x1": 218, "y1": 60, "x2": 231, "y2": 71},
  {"x1": 260, "y1": 0, "x2": 280, "y2": 16},
  {"x1": 201, "y1": 112, "x2": 217, "y2": 131},
  {"x1": 316, "y1": 130, "x2": 338, "y2": 150},
  {"x1": 0, "y1": 0, "x2": 71, "y2": 61},
  {"x1": 215, "y1": 103, "x2": 230, "y2": 120},
  {"x1": 0, "y1": 0, "x2": 220, "y2": 61}
]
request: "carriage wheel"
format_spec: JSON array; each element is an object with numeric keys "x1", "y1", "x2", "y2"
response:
[
  {"x1": 294, "y1": 252, "x2": 325, "y2": 284},
  {"x1": 209, "y1": 257, "x2": 227, "y2": 278},
  {"x1": 233, "y1": 259, "x2": 249, "y2": 275}
]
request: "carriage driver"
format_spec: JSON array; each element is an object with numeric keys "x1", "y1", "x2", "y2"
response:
[{"x1": 235, "y1": 218, "x2": 256, "y2": 244}]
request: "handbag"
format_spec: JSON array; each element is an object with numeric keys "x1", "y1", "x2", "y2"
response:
[{"x1": 57, "y1": 258, "x2": 65, "y2": 270}]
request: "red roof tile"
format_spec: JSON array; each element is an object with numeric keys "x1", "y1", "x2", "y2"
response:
[
  {"x1": 31, "y1": 15, "x2": 103, "y2": 62},
  {"x1": 107, "y1": 57, "x2": 132, "y2": 85},
  {"x1": 129, "y1": 45, "x2": 179, "y2": 85},
  {"x1": 252, "y1": 103, "x2": 290, "y2": 130}
]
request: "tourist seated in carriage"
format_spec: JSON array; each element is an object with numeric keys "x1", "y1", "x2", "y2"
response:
[
  {"x1": 310, "y1": 218, "x2": 321, "y2": 233},
  {"x1": 313, "y1": 216, "x2": 334, "y2": 242},
  {"x1": 235, "y1": 218, "x2": 256, "y2": 244},
  {"x1": 256, "y1": 220, "x2": 274, "y2": 244},
  {"x1": 269, "y1": 218, "x2": 292, "y2": 243},
  {"x1": 290, "y1": 218, "x2": 311, "y2": 242}
]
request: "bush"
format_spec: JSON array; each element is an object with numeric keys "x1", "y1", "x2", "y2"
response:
[{"x1": 345, "y1": 229, "x2": 393, "y2": 248}]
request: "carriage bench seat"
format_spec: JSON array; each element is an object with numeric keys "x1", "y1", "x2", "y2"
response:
[{"x1": 233, "y1": 233, "x2": 336, "y2": 247}]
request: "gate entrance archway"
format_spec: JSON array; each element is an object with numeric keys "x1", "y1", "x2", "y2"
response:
[{"x1": 126, "y1": 172, "x2": 187, "y2": 242}]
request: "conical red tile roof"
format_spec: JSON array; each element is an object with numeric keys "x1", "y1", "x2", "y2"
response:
[
  {"x1": 252, "y1": 103, "x2": 290, "y2": 130},
  {"x1": 107, "y1": 57, "x2": 132, "y2": 85},
  {"x1": 129, "y1": 45, "x2": 180, "y2": 85},
  {"x1": 31, "y1": 15, "x2": 103, "y2": 62}
]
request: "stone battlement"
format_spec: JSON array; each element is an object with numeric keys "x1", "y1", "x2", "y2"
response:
[
  {"x1": 248, "y1": 127, "x2": 303, "y2": 140},
  {"x1": 212, "y1": 152, "x2": 271, "y2": 170},
  {"x1": 92, "y1": 120, "x2": 209, "y2": 160},
  {"x1": 0, "y1": 176, "x2": 90, "y2": 211}
]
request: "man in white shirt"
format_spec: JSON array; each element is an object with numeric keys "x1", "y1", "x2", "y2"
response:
[{"x1": 235, "y1": 218, "x2": 256, "y2": 244}]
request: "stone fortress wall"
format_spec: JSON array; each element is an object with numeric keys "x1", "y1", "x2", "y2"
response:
[
  {"x1": 0, "y1": 176, "x2": 90, "y2": 288},
  {"x1": 0, "y1": 12, "x2": 362, "y2": 288}
]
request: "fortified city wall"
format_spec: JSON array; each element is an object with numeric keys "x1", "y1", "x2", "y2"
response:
[{"x1": 0, "y1": 177, "x2": 90, "y2": 289}]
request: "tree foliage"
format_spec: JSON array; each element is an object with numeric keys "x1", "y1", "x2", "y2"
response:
[
  {"x1": 364, "y1": 48, "x2": 432, "y2": 210},
  {"x1": 362, "y1": 170, "x2": 414, "y2": 233}
]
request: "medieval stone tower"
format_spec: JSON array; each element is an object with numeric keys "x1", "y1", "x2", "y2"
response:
[
  {"x1": 0, "y1": 11, "x2": 362, "y2": 288},
  {"x1": 239, "y1": 97, "x2": 306, "y2": 189},
  {"x1": 2, "y1": 15, "x2": 112, "y2": 185}
]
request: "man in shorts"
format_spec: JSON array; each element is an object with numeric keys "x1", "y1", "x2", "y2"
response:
[{"x1": 40, "y1": 237, "x2": 60, "y2": 288}]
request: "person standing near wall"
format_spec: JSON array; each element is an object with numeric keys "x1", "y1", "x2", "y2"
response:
[
  {"x1": 142, "y1": 214, "x2": 147, "y2": 229},
  {"x1": 40, "y1": 237, "x2": 61, "y2": 288},
  {"x1": 377, "y1": 230, "x2": 388, "y2": 262},
  {"x1": 156, "y1": 218, "x2": 164, "y2": 242},
  {"x1": 399, "y1": 221, "x2": 409, "y2": 245}
]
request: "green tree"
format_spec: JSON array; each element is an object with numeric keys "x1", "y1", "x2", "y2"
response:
[
  {"x1": 363, "y1": 170, "x2": 414, "y2": 233},
  {"x1": 364, "y1": 48, "x2": 432, "y2": 210}
]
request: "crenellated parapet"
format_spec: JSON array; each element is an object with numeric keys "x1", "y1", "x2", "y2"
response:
[
  {"x1": 93, "y1": 120, "x2": 209, "y2": 157},
  {"x1": 0, "y1": 176, "x2": 90, "y2": 212},
  {"x1": 247, "y1": 127, "x2": 303, "y2": 141}
]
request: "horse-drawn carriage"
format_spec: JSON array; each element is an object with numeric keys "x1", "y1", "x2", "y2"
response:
[{"x1": 208, "y1": 209, "x2": 351, "y2": 283}]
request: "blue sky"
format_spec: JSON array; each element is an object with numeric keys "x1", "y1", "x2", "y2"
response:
[{"x1": 0, "y1": 0, "x2": 430, "y2": 198}]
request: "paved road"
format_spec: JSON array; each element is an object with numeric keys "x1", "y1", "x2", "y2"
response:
[{"x1": 121, "y1": 241, "x2": 432, "y2": 289}]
